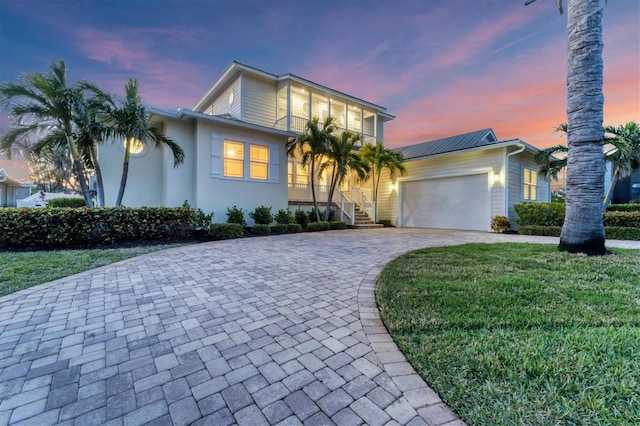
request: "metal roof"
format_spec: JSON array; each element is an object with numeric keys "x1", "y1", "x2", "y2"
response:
[{"x1": 394, "y1": 128, "x2": 503, "y2": 160}]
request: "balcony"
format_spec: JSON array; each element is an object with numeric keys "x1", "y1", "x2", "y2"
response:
[{"x1": 285, "y1": 115, "x2": 375, "y2": 145}]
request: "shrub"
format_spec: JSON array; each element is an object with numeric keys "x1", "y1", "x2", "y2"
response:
[
  {"x1": 605, "y1": 226, "x2": 640, "y2": 240},
  {"x1": 307, "y1": 221, "x2": 330, "y2": 232},
  {"x1": 209, "y1": 223, "x2": 244, "y2": 239},
  {"x1": 271, "y1": 224, "x2": 289, "y2": 234},
  {"x1": 226, "y1": 205, "x2": 246, "y2": 226},
  {"x1": 518, "y1": 225, "x2": 562, "y2": 237},
  {"x1": 377, "y1": 219, "x2": 393, "y2": 227},
  {"x1": 551, "y1": 189, "x2": 566, "y2": 203},
  {"x1": 491, "y1": 215, "x2": 511, "y2": 233},
  {"x1": 46, "y1": 197, "x2": 86, "y2": 208},
  {"x1": 603, "y1": 211, "x2": 640, "y2": 228},
  {"x1": 274, "y1": 208, "x2": 294, "y2": 225},
  {"x1": 329, "y1": 221, "x2": 347, "y2": 230},
  {"x1": 607, "y1": 203, "x2": 640, "y2": 212},
  {"x1": 294, "y1": 208, "x2": 309, "y2": 229},
  {"x1": 514, "y1": 203, "x2": 565, "y2": 226},
  {"x1": 287, "y1": 223, "x2": 302, "y2": 233},
  {"x1": 249, "y1": 205, "x2": 273, "y2": 225},
  {"x1": 193, "y1": 208, "x2": 214, "y2": 231},
  {"x1": 0, "y1": 207, "x2": 193, "y2": 248},
  {"x1": 251, "y1": 224, "x2": 271, "y2": 235},
  {"x1": 309, "y1": 208, "x2": 335, "y2": 223}
]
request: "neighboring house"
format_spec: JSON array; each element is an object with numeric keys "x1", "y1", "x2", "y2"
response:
[
  {"x1": 375, "y1": 129, "x2": 551, "y2": 231},
  {"x1": 613, "y1": 170, "x2": 640, "y2": 204},
  {"x1": 99, "y1": 61, "x2": 549, "y2": 230},
  {"x1": 0, "y1": 168, "x2": 30, "y2": 207}
]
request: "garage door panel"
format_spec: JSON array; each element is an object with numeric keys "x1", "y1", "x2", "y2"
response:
[{"x1": 400, "y1": 174, "x2": 490, "y2": 231}]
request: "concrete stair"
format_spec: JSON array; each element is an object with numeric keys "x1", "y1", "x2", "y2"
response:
[{"x1": 351, "y1": 205, "x2": 383, "y2": 229}]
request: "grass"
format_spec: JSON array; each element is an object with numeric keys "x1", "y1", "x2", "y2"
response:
[
  {"x1": 0, "y1": 244, "x2": 183, "y2": 297},
  {"x1": 376, "y1": 243, "x2": 640, "y2": 426}
]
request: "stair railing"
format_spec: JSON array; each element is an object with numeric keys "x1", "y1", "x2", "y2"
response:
[
  {"x1": 350, "y1": 187, "x2": 376, "y2": 223},
  {"x1": 337, "y1": 189, "x2": 355, "y2": 225}
]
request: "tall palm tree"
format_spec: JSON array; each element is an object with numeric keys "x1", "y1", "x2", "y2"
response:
[
  {"x1": 527, "y1": 0, "x2": 607, "y2": 255},
  {"x1": 0, "y1": 60, "x2": 93, "y2": 205},
  {"x1": 359, "y1": 140, "x2": 406, "y2": 219},
  {"x1": 286, "y1": 116, "x2": 335, "y2": 222},
  {"x1": 536, "y1": 121, "x2": 640, "y2": 212},
  {"x1": 104, "y1": 79, "x2": 184, "y2": 207},
  {"x1": 320, "y1": 130, "x2": 369, "y2": 221}
]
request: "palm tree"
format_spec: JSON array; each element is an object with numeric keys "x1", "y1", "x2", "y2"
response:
[
  {"x1": 320, "y1": 131, "x2": 369, "y2": 221},
  {"x1": 527, "y1": 0, "x2": 607, "y2": 255},
  {"x1": 0, "y1": 60, "x2": 94, "y2": 205},
  {"x1": 602, "y1": 122, "x2": 640, "y2": 209},
  {"x1": 286, "y1": 117, "x2": 335, "y2": 222},
  {"x1": 104, "y1": 79, "x2": 184, "y2": 207},
  {"x1": 536, "y1": 121, "x2": 640, "y2": 212},
  {"x1": 359, "y1": 140, "x2": 406, "y2": 219}
]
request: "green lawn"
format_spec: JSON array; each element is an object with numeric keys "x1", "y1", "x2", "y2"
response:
[
  {"x1": 0, "y1": 244, "x2": 182, "y2": 297},
  {"x1": 377, "y1": 243, "x2": 640, "y2": 426}
]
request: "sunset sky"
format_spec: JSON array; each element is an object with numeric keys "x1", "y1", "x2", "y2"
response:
[{"x1": 1, "y1": 0, "x2": 638, "y2": 163}]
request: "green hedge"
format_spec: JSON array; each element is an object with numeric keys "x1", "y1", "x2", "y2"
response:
[
  {"x1": 607, "y1": 203, "x2": 640, "y2": 212},
  {"x1": 605, "y1": 226, "x2": 640, "y2": 240},
  {"x1": 271, "y1": 224, "x2": 289, "y2": 234},
  {"x1": 603, "y1": 211, "x2": 640, "y2": 228},
  {"x1": 287, "y1": 223, "x2": 302, "y2": 233},
  {"x1": 46, "y1": 197, "x2": 87, "y2": 208},
  {"x1": 519, "y1": 225, "x2": 640, "y2": 240},
  {"x1": 514, "y1": 203, "x2": 565, "y2": 226},
  {"x1": 250, "y1": 224, "x2": 271, "y2": 235},
  {"x1": 329, "y1": 221, "x2": 347, "y2": 230},
  {"x1": 518, "y1": 225, "x2": 562, "y2": 237},
  {"x1": 377, "y1": 219, "x2": 393, "y2": 227},
  {"x1": 0, "y1": 207, "x2": 193, "y2": 248},
  {"x1": 307, "y1": 221, "x2": 330, "y2": 232},
  {"x1": 209, "y1": 223, "x2": 244, "y2": 239}
]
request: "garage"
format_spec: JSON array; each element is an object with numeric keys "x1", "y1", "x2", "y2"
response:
[{"x1": 399, "y1": 173, "x2": 491, "y2": 231}]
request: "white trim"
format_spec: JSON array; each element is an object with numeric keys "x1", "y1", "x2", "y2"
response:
[{"x1": 210, "y1": 131, "x2": 280, "y2": 184}]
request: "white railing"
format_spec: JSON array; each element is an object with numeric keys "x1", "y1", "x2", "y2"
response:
[
  {"x1": 351, "y1": 187, "x2": 376, "y2": 223},
  {"x1": 337, "y1": 189, "x2": 355, "y2": 225}
]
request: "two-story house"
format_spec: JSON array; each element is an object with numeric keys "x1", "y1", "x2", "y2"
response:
[{"x1": 99, "y1": 61, "x2": 549, "y2": 230}]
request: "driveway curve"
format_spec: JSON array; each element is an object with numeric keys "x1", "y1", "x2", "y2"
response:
[{"x1": 1, "y1": 229, "x2": 638, "y2": 426}]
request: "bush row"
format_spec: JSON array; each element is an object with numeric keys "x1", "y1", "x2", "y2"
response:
[
  {"x1": 607, "y1": 203, "x2": 640, "y2": 212},
  {"x1": 0, "y1": 207, "x2": 193, "y2": 248},
  {"x1": 516, "y1": 203, "x2": 640, "y2": 228},
  {"x1": 518, "y1": 225, "x2": 640, "y2": 241}
]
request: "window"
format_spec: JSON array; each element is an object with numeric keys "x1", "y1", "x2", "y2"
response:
[
  {"x1": 224, "y1": 140, "x2": 244, "y2": 178},
  {"x1": 296, "y1": 163, "x2": 308, "y2": 185},
  {"x1": 250, "y1": 144, "x2": 269, "y2": 180},
  {"x1": 523, "y1": 167, "x2": 537, "y2": 200}
]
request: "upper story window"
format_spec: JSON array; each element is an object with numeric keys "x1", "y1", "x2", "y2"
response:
[
  {"x1": 523, "y1": 167, "x2": 537, "y2": 200},
  {"x1": 250, "y1": 144, "x2": 269, "y2": 180},
  {"x1": 224, "y1": 140, "x2": 244, "y2": 178}
]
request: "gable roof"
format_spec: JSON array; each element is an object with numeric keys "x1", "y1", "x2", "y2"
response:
[
  {"x1": 193, "y1": 61, "x2": 394, "y2": 121},
  {"x1": 0, "y1": 168, "x2": 27, "y2": 186},
  {"x1": 394, "y1": 129, "x2": 500, "y2": 160}
]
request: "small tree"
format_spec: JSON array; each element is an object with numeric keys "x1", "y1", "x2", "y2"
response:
[{"x1": 359, "y1": 140, "x2": 406, "y2": 219}]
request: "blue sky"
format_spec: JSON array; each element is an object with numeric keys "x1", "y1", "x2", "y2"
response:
[{"x1": 1, "y1": 0, "x2": 638, "y2": 160}]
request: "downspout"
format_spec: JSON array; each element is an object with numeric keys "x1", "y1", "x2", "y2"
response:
[{"x1": 505, "y1": 143, "x2": 525, "y2": 225}]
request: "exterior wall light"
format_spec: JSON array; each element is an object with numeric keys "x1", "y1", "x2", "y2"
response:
[
  {"x1": 390, "y1": 183, "x2": 396, "y2": 191},
  {"x1": 493, "y1": 173, "x2": 501, "y2": 183}
]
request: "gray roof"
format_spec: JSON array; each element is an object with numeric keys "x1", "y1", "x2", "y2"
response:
[{"x1": 394, "y1": 128, "x2": 502, "y2": 160}]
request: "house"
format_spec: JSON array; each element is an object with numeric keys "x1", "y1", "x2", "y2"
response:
[
  {"x1": 99, "y1": 61, "x2": 549, "y2": 230},
  {"x1": 0, "y1": 168, "x2": 30, "y2": 207},
  {"x1": 375, "y1": 129, "x2": 551, "y2": 231},
  {"x1": 613, "y1": 170, "x2": 640, "y2": 204}
]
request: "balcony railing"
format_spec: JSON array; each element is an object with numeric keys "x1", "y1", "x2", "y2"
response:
[{"x1": 283, "y1": 115, "x2": 376, "y2": 145}]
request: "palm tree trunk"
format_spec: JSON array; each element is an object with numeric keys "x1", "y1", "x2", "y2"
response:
[
  {"x1": 602, "y1": 168, "x2": 620, "y2": 213},
  {"x1": 558, "y1": 0, "x2": 606, "y2": 255},
  {"x1": 324, "y1": 165, "x2": 338, "y2": 221},
  {"x1": 374, "y1": 170, "x2": 382, "y2": 220},
  {"x1": 90, "y1": 145, "x2": 105, "y2": 207},
  {"x1": 310, "y1": 157, "x2": 320, "y2": 222},
  {"x1": 65, "y1": 133, "x2": 92, "y2": 207},
  {"x1": 115, "y1": 138, "x2": 131, "y2": 207}
]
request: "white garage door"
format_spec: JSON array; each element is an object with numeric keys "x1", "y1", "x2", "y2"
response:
[{"x1": 400, "y1": 174, "x2": 490, "y2": 231}]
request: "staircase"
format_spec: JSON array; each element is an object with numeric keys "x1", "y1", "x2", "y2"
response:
[{"x1": 352, "y1": 205, "x2": 383, "y2": 229}]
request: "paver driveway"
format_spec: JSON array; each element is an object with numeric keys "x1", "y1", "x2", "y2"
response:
[{"x1": 1, "y1": 229, "x2": 638, "y2": 426}]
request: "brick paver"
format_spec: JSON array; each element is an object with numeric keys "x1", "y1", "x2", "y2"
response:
[{"x1": 1, "y1": 229, "x2": 637, "y2": 425}]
